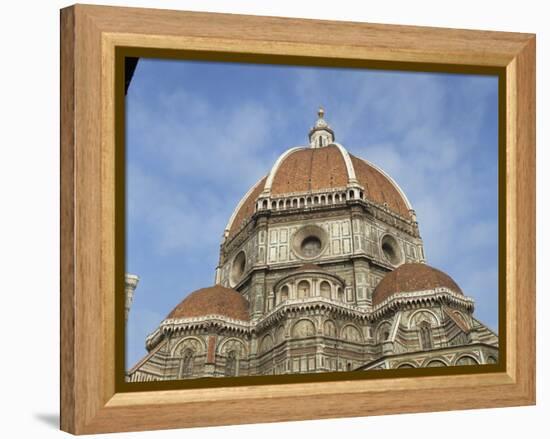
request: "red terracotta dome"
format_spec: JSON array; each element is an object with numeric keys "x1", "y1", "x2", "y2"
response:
[
  {"x1": 269, "y1": 145, "x2": 350, "y2": 195},
  {"x1": 349, "y1": 154, "x2": 410, "y2": 217},
  {"x1": 224, "y1": 110, "x2": 413, "y2": 240},
  {"x1": 225, "y1": 147, "x2": 411, "y2": 239},
  {"x1": 372, "y1": 263, "x2": 463, "y2": 306},
  {"x1": 167, "y1": 285, "x2": 250, "y2": 321}
]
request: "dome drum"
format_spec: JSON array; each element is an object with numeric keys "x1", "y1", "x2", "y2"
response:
[
  {"x1": 380, "y1": 234, "x2": 403, "y2": 267},
  {"x1": 291, "y1": 225, "x2": 329, "y2": 260},
  {"x1": 256, "y1": 186, "x2": 367, "y2": 213},
  {"x1": 230, "y1": 251, "x2": 247, "y2": 287}
]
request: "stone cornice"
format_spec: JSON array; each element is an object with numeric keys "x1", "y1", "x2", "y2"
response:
[
  {"x1": 144, "y1": 289, "x2": 475, "y2": 350},
  {"x1": 222, "y1": 191, "x2": 419, "y2": 254},
  {"x1": 272, "y1": 268, "x2": 346, "y2": 292},
  {"x1": 372, "y1": 288, "x2": 474, "y2": 319},
  {"x1": 357, "y1": 341, "x2": 499, "y2": 370}
]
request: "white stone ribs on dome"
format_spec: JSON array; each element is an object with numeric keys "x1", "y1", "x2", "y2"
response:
[
  {"x1": 357, "y1": 156, "x2": 413, "y2": 212},
  {"x1": 262, "y1": 146, "x2": 304, "y2": 195},
  {"x1": 224, "y1": 175, "x2": 266, "y2": 238},
  {"x1": 263, "y1": 143, "x2": 360, "y2": 197},
  {"x1": 332, "y1": 142, "x2": 359, "y2": 186},
  {"x1": 226, "y1": 142, "x2": 415, "y2": 242}
]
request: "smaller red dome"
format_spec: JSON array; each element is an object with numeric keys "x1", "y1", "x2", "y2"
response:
[
  {"x1": 167, "y1": 285, "x2": 249, "y2": 321},
  {"x1": 373, "y1": 263, "x2": 463, "y2": 306}
]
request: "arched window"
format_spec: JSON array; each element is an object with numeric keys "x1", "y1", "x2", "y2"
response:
[
  {"x1": 320, "y1": 281, "x2": 331, "y2": 298},
  {"x1": 291, "y1": 319, "x2": 316, "y2": 338},
  {"x1": 259, "y1": 334, "x2": 274, "y2": 353},
  {"x1": 323, "y1": 320, "x2": 337, "y2": 337},
  {"x1": 297, "y1": 280, "x2": 311, "y2": 298},
  {"x1": 180, "y1": 349, "x2": 194, "y2": 378},
  {"x1": 425, "y1": 359, "x2": 447, "y2": 368},
  {"x1": 377, "y1": 322, "x2": 392, "y2": 343},
  {"x1": 225, "y1": 350, "x2": 238, "y2": 376},
  {"x1": 397, "y1": 363, "x2": 415, "y2": 369},
  {"x1": 342, "y1": 325, "x2": 362, "y2": 342},
  {"x1": 280, "y1": 285, "x2": 289, "y2": 303},
  {"x1": 419, "y1": 321, "x2": 433, "y2": 350},
  {"x1": 455, "y1": 355, "x2": 479, "y2": 366}
]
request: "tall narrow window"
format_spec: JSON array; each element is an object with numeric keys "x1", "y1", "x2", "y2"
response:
[
  {"x1": 297, "y1": 280, "x2": 311, "y2": 298},
  {"x1": 419, "y1": 322, "x2": 433, "y2": 350},
  {"x1": 280, "y1": 285, "x2": 289, "y2": 303},
  {"x1": 225, "y1": 350, "x2": 238, "y2": 377},
  {"x1": 180, "y1": 349, "x2": 194, "y2": 378},
  {"x1": 320, "y1": 281, "x2": 331, "y2": 298}
]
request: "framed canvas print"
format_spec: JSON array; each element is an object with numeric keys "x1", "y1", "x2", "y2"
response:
[{"x1": 60, "y1": 4, "x2": 536, "y2": 435}]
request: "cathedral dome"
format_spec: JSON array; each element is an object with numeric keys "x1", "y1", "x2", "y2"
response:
[
  {"x1": 372, "y1": 263, "x2": 463, "y2": 306},
  {"x1": 167, "y1": 285, "x2": 250, "y2": 321},
  {"x1": 224, "y1": 109, "x2": 413, "y2": 240}
]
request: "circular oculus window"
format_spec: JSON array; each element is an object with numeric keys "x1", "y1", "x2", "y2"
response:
[
  {"x1": 301, "y1": 236, "x2": 322, "y2": 257},
  {"x1": 230, "y1": 250, "x2": 246, "y2": 285},
  {"x1": 381, "y1": 234, "x2": 402, "y2": 266},
  {"x1": 292, "y1": 225, "x2": 328, "y2": 260}
]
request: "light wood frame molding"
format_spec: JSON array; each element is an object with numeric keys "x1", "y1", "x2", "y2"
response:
[{"x1": 60, "y1": 4, "x2": 536, "y2": 434}]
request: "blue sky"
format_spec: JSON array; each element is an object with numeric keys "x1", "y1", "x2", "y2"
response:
[{"x1": 125, "y1": 58, "x2": 499, "y2": 368}]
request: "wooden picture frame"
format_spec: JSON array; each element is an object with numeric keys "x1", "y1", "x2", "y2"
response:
[{"x1": 60, "y1": 4, "x2": 536, "y2": 434}]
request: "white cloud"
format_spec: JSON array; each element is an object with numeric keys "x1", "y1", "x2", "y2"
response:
[
  {"x1": 128, "y1": 88, "x2": 277, "y2": 188},
  {"x1": 127, "y1": 163, "x2": 227, "y2": 256}
]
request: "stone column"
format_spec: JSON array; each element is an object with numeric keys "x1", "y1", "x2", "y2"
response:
[
  {"x1": 353, "y1": 259, "x2": 370, "y2": 307},
  {"x1": 203, "y1": 335, "x2": 217, "y2": 377},
  {"x1": 124, "y1": 274, "x2": 139, "y2": 322}
]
